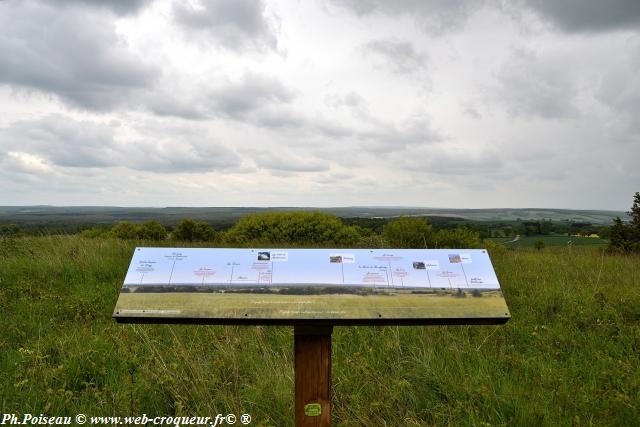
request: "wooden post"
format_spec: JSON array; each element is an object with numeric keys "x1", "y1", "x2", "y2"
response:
[{"x1": 294, "y1": 325, "x2": 333, "y2": 427}]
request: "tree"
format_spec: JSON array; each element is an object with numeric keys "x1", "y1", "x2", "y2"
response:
[
  {"x1": 433, "y1": 226, "x2": 481, "y2": 248},
  {"x1": 172, "y1": 219, "x2": 216, "y2": 242},
  {"x1": 111, "y1": 221, "x2": 139, "y2": 239},
  {"x1": 608, "y1": 217, "x2": 630, "y2": 253},
  {"x1": 608, "y1": 192, "x2": 640, "y2": 253},
  {"x1": 629, "y1": 192, "x2": 640, "y2": 228},
  {"x1": 382, "y1": 217, "x2": 433, "y2": 248},
  {"x1": 224, "y1": 212, "x2": 361, "y2": 246},
  {"x1": 534, "y1": 239, "x2": 545, "y2": 251},
  {"x1": 138, "y1": 220, "x2": 168, "y2": 241}
]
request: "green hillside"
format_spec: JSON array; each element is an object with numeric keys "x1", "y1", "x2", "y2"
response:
[{"x1": 1, "y1": 236, "x2": 638, "y2": 425}]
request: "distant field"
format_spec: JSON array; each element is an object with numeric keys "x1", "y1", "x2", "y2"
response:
[
  {"x1": 490, "y1": 235, "x2": 608, "y2": 248},
  {"x1": 1, "y1": 236, "x2": 638, "y2": 425},
  {"x1": 0, "y1": 205, "x2": 628, "y2": 227}
]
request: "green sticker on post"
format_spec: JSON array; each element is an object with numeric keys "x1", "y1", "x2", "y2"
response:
[{"x1": 304, "y1": 403, "x2": 322, "y2": 417}]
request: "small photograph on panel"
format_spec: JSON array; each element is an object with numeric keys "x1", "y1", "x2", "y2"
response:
[
  {"x1": 413, "y1": 261, "x2": 426, "y2": 269},
  {"x1": 257, "y1": 252, "x2": 271, "y2": 261},
  {"x1": 448, "y1": 254, "x2": 462, "y2": 263},
  {"x1": 329, "y1": 255, "x2": 342, "y2": 263}
]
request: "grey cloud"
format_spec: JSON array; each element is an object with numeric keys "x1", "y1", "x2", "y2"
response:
[
  {"x1": 250, "y1": 150, "x2": 330, "y2": 173},
  {"x1": 126, "y1": 138, "x2": 242, "y2": 173},
  {"x1": 463, "y1": 105, "x2": 482, "y2": 119},
  {"x1": 332, "y1": 0, "x2": 640, "y2": 34},
  {"x1": 2, "y1": 115, "x2": 118, "y2": 168},
  {"x1": 600, "y1": 72, "x2": 640, "y2": 112},
  {"x1": 323, "y1": 94, "x2": 443, "y2": 152},
  {"x1": 328, "y1": 0, "x2": 480, "y2": 34},
  {"x1": 146, "y1": 93, "x2": 209, "y2": 120},
  {"x1": 359, "y1": 117, "x2": 443, "y2": 153},
  {"x1": 145, "y1": 74, "x2": 354, "y2": 139},
  {"x1": 312, "y1": 120, "x2": 353, "y2": 139},
  {"x1": 494, "y1": 49, "x2": 579, "y2": 119},
  {"x1": 329, "y1": 172, "x2": 355, "y2": 180},
  {"x1": 0, "y1": 1, "x2": 159, "y2": 110},
  {"x1": 211, "y1": 74, "x2": 294, "y2": 118},
  {"x1": 173, "y1": 0, "x2": 277, "y2": 51},
  {"x1": 328, "y1": 0, "x2": 378, "y2": 15},
  {"x1": 363, "y1": 39, "x2": 428, "y2": 74},
  {"x1": 146, "y1": 73, "x2": 294, "y2": 121},
  {"x1": 251, "y1": 108, "x2": 353, "y2": 138},
  {"x1": 596, "y1": 45, "x2": 640, "y2": 142},
  {"x1": 42, "y1": 0, "x2": 153, "y2": 15},
  {"x1": 311, "y1": 172, "x2": 357, "y2": 186},
  {"x1": 519, "y1": 0, "x2": 640, "y2": 33},
  {"x1": 401, "y1": 146, "x2": 504, "y2": 175},
  {"x1": 343, "y1": 92, "x2": 365, "y2": 107},
  {"x1": 0, "y1": 115, "x2": 242, "y2": 173},
  {"x1": 235, "y1": 103, "x2": 440, "y2": 157},
  {"x1": 249, "y1": 108, "x2": 309, "y2": 130},
  {"x1": 325, "y1": 91, "x2": 365, "y2": 109}
]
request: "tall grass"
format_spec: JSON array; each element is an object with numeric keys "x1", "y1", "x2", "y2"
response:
[{"x1": 0, "y1": 236, "x2": 638, "y2": 426}]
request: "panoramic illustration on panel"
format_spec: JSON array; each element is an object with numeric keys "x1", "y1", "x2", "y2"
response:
[{"x1": 114, "y1": 248, "x2": 511, "y2": 324}]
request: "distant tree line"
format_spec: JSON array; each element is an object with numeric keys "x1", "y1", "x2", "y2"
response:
[
  {"x1": 63, "y1": 212, "x2": 482, "y2": 248},
  {"x1": 608, "y1": 192, "x2": 640, "y2": 253},
  {"x1": 2, "y1": 206, "x2": 629, "y2": 248}
]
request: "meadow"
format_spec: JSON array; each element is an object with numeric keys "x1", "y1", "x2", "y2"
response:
[{"x1": 1, "y1": 236, "x2": 638, "y2": 426}]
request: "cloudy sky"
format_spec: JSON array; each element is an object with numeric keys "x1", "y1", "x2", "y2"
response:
[{"x1": 1, "y1": 0, "x2": 639, "y2": 209}]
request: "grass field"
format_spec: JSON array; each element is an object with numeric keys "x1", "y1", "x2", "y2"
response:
[
  {"x1": 1, "y1": 236, "x2": 639, "y2": 426},
  {"x1": 490, "y1": 235, "x2": 608, "y2": 248}
]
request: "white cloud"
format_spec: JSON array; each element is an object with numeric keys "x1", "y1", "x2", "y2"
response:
[
  {"x1": 0, "y1": 0, "x2": 638, "y2": 209},
  {"x1": 6, "y1": 151, "x2": 54, "y2": 174}
]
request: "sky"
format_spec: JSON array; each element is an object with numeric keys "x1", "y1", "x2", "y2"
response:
[{"x1": 0, "y1": 0, "x2": 639, "y2": 209}]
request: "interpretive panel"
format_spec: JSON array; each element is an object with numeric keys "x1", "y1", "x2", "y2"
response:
[{"x1": 113, "y1": 248, "x2": 510, "y2": 325}]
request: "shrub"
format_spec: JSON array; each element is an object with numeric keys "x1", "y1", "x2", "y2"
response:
[
  {"x1": 138, "y1": 221, "x2": 168, "y2": 241},
  {"x1": 224, "y1": 211, "x2": 360, "y2": 246},
  {"x1": 110, "y1": 221, "x2": 139, "y2": 240},
  {"x1": 484, "y1": 239, "x2": 507, "y2": 256},
  {"x1": 172, "y1": 219, "x2": 216, "y2": 242},
  {"x1": 433, "y1": 226, "x2": 481, "y2": 248},
  {"x1": 0, "y1": 224, "x2": 21, "y2": 237},
  {"x1": 382, "y1": 217, "x2": 433, "y2": 248},
  {"x1": 381, "y1": 217, "x2": 481, "y2": 249}
]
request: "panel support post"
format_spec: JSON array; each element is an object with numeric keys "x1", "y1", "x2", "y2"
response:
[{"x1": 294, "y1": 325, "x2": 333, "y2": 427}]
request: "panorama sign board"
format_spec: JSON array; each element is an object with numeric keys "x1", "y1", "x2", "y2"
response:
[{"x1": 113, "y1": 248, "x2": 510, "y2": 325}]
